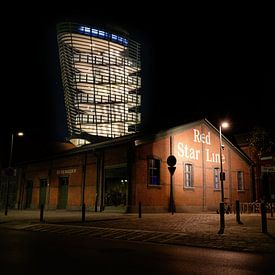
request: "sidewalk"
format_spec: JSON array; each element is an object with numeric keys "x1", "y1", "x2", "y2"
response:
[{"x1": 1, "y1": 210, "x2": 275, "y2": 254}]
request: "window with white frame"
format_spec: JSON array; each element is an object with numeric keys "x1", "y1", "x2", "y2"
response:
[
  {"x1": 184, "y1": 163, "x2": 193, "y2": 188},
  {"x1": 214, "y1": 168, "x2": 220, "y2": 190},
  {"x1": 237, "y1": 171, "x2": 244, "y2": 190}
]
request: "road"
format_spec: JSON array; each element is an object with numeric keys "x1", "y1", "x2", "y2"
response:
[{"x1": 0, "y1": 228, "x2": 274, "y2": 275}]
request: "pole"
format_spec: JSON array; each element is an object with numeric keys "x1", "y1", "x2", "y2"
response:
[
  {"x1": 218, "y1": 126, "x2": 225, "y2": 234},
  {"x1": 82, "y1": 152, "x2": 87, "y2": 222},
  {"x1": 4, "y1": 178, "x2": 10, "y2": 215},
  {"x1": 168, "y1": 137, "x2": 176, "y2": 214},
  {"x1": 9, "y1": 133, "x2": 14, "y2": 167},
  {"x1": 4, "y1": 133, "x2": 14, "y2": 216},
  {"x1": 170, "y1": 173, "x2": 174, "y2": 214},
  {"x1": 261, "y1": 202, "x2": 267, "y2": 233},
  {"x1": 236, "y1": 200, "x2": 243, "y2": 224},
  {"x1": 40, "y1": 203, "x2": 44, "y2": 223},
  {"x1": 219, "y1": 126, "x2": 224, "y2": 203}
]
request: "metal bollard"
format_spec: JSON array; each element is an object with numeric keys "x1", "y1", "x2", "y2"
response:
[
  {"x1": 261, "y1": 202, "x2": 267, "y2": 233},
  {"x1": 218, "y1": 202, "x2": 225, "y2": 234},
  {"x1": 82, "y1": 203, "x2": 86, "y2": 223},
  {"x1": 40, "y1": 204, "x2": 44, "y2": 223},
  {"x1": 236, "y1": 200, "x2": 243, "y2": 224},
  {"x1": 138, "y1": 201, "x2": 142, "y2": 218}
]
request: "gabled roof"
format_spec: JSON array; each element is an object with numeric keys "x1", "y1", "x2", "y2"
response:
[
  {"x1": 134, "y1": 118, "x2": 253, "y2": 165},
  {"x1": 17, "y1": 118, "x2": 253, "y2": 166}
]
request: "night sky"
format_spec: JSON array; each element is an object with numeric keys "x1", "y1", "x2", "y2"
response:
[{"x1": 1, "y1": 3, "x2": 274, "y2": 166}]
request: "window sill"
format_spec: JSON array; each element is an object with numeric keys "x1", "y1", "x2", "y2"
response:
[
  {"x1": 214, "y1": 189, "x2": 221, "y2": 192},
  {"x1": 147, "y1": 184, "x2": 162, "y2": 189},
  {"x1": 237, "y1": 190, "x2": 245, "y2": 192},
  {"x1": 184, "y1": 187, "x2": 195, "y2": 191}
]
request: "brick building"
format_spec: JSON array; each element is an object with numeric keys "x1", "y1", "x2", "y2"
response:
[{"x1": 16, "y1": 119, "x2": 254, "y2": 213}]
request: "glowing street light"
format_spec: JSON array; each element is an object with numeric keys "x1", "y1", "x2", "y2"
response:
[
  {"x1": 4, "y1": 131, "x2": 24, "y2": 216},
  {"x1": 218, "y1": 122, "x2": 229, "y2": 234}
]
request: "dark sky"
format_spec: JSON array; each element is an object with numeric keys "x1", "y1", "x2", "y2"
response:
[{"x1": 1, "y1": 3, "x2": 274, "y2": 166}]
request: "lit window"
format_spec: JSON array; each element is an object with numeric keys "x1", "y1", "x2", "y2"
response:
[
  {"x1": 214, "y1": 168, "x2": 220, "y2": 189},
  {"x1": 99, "y1": 30, "x2": 105, "y2": 37},
  {"x1": 112, "y1": 34, "x2": 118, "y2": 41},
  {"x1": 237, "y1": 171, "x2": 244, "y2": 191},
  {"x1": 91, "y1": 28, "x2": 98, "y2": 35},
  {"x1": 84, "y1": 27, "x2": 90, "y2": 33},
  {"x1": 184, "y1": 163, "x2": 193, "y2": 188},
  {"x1": 78, "y1": 25, "x2": 128, "y2": 45},
  {"x1": 148, "y1": 158, "x2": 160, "y2": 186}
]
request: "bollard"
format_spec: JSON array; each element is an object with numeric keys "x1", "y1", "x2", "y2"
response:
[
  {"x1": 236, "y1": 200, "x2": 243, "y2": 224},
  {"x1": 218, "y1": 202, "x2": 225, "y2": 234},
  {"x1": 82, "y1": 203, "x2": 86, "y2": 223},
  {"x1": 40, "y1": 204, "x2": 44, "y2": 223},
  {"x1": 94, "y1": 193, "x2": 98, "y2": 212},
  {"x1": 261, "y1": 202, "x2": 267, "y2": 233},
  {"x1": 138, "y1": 201, "x2": 142, "y2": 218}
]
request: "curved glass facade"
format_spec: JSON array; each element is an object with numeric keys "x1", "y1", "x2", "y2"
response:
[{"x1": 57, "y1": 22, "x2": 141, "y2": 146}]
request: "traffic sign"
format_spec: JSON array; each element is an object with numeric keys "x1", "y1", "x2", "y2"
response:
[
  {"x1": 167, "y1": 155, "x2": 177, "y2": 167},
  {"x1": 168, "y1": 166, "x2": 176, "y2": 176}
]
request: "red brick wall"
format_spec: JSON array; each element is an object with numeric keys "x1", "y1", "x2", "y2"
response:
[
  {"x1": 134, "y1": 122, "x2": 252, "y2": 212},
  {"x1": 18, "y1": 121, "x2": 253, "y2": 213}
]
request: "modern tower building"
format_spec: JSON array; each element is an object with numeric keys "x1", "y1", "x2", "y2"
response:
[{"x1": 57, "y1": 22, "x2": 141, "y2": 146}]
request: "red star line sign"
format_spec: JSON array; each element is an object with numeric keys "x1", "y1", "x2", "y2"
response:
[{"x1": 167, "y1": 155, "x2": 177, "y2": 175}]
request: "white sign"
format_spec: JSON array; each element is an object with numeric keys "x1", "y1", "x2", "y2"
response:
[
  {"x1": 193, "y1": 129, "x2": 211, "y2": 144},
  {"x1": 57, "y1": 168, "x2": 76, "y2": 175},
  {"x1": 261, "y1": 166, "x2": 275, "y2": 173},
  {"x1": 177, "y1": 128, "x2": 225, "y2": 164}
]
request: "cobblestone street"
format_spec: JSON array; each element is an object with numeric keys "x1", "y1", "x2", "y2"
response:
[{"x1": 1, "y1": 210, "x2": 274, "y2": 254}]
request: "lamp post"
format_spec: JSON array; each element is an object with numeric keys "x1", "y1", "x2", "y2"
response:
[
  {"x1": 4, "y1": 132, "x2": 24, "y2": 215},
  {"x1": 218, "y1": 122, "x2": 229, "y2": 234}
]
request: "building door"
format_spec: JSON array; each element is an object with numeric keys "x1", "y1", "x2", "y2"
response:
[
  {"x1": 39, "y1": 179, "x2": 47, "y2": 207},
  {"x1": 25, "y1": 180, "x2": 33, "y2": 208},
  {"x1": 104, "y1": 166, "x2": 127, "y2": 210},
  {"x1": 57, "y1": 177, "x2": 68, "y2": 209}
]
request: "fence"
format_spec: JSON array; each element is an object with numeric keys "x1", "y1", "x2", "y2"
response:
[{"x1": 240, "y1": 202, "x2": 275, "y2": 214}]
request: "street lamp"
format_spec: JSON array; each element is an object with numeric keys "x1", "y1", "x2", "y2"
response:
[
  {"x1": 218, "y1": 122, "x2": 229, "y2": 234},
  {"x1": 4, "y1": 131, "x2": 24, "y2": 215}
]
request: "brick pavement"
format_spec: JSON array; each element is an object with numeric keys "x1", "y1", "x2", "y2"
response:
[{"x1": 0, "y1": 210, "x2": 274, "y2": 254}]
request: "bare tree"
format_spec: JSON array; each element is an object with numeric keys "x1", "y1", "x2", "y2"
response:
[
  {"x1": 247, "y1": 126, "x2": 273, "y2": 156},
  {"x1": 247, "y1": 126, "x2": 274, "y2": 202}
]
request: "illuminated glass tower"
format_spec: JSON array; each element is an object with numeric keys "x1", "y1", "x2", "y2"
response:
[{"x1": 57, "y1": 22, "x2": 141, "y2": 146}]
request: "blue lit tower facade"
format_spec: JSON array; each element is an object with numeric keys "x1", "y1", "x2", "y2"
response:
[{"x1": 57, "y1": 22, "x2": 141, "y2": 146}]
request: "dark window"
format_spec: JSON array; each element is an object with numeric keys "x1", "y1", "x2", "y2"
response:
[
  {"x1": 148, "y1": 158, "x2": 160, "y2": 186},
  {"x1": 58, "y1": 177, "x2": 69, "y2": 209},
  {"x1": 237, "y1": 171, "x2": 244, "y2": 191},
  {"x1": 25, "y1": 180, "x2": 33, "y2": 208}
]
